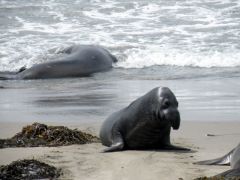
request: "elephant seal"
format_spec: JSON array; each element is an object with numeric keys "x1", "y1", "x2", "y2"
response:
[
  {"x1": 100, "y1": 87, "x2": 190, "y2": 152},
  {"x1": 0, "y1": 45, "x2": 117, "y2": 80},
  {"x1": 195, "y1": 143, "x2": 240, "y2": 178}
]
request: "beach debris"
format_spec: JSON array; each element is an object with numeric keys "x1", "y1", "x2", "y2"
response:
[
  {"x1": 0, "y1": 159, "x2": 61, "y2": 180},
  {"x1": 0, "y1": 122, "x2": 100, "y2": 148},
  {"x1": 206, "y1": 134, "x2": 216, "y2": 137},
  {"x1": 194, "y1": 177, "x2": 214, "y2": 180},
  {"x1": 206, "y1": 133, "x2": 240, "y2": 137},
  {"x1": 195, "y1": 176, "x2": 240, "y2": 180}
]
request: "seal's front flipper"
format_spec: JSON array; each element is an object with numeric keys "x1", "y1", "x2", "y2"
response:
[
  {"x1": 18, "y1": 66, "x2": 26, "y2": 73},
  {"x1": 103, "y1": 142, "x2": 124, "y2": 152},
  {"x1": 195, "y1": 148, "x2": 234, "y2": 165},
  {"x1": 102, "y1": 130, "x2": 124, "y2": 153},
  {"x1": 162, "y1": 144, "x2": 191, "y2": 151}
]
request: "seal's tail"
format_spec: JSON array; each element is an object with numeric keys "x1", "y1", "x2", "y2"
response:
[
  {"x1": 194, "y1": 148, "x2": 235, "y2": 166},
  {"x1": 0, "y1": 72, "x2": 16, "y2": 80},
  {"x1": 0, "y1": 66, "x2": 26, "y2": 80}
]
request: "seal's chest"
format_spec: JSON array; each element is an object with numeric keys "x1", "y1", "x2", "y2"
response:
[{"x1": 125, "y1": 126, "x2": 166, "y2": 149}]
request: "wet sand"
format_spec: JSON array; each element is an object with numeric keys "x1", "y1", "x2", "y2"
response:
[{"x1": 0, "y1": 121, "x2": 239, "y2": 180}]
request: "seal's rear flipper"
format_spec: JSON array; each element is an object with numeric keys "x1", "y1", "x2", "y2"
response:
[
  {"x1": 194, "y1": 148, "x2": 234, "y2": 165},
  {"x1": 0, "y1": 67, "x2": 26, "y2": 80},
  {"x1": 18, "y1": 66, "x2": 26, "y2": 73}
]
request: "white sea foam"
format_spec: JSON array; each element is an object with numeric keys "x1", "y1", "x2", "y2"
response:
[
  {"x1": 116, "y1": 47, "x2": 240, "y2": 68},
  {"x1": 1, "y1": 0, "x2": 240, "y2": 71},
  {"x1": 14, "y1": 16, "x2": 78, "y2": 34}
]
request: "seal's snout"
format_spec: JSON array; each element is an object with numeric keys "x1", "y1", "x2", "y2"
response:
[
  {"x1": 170, "y1": 110, "x2": 180, "y2": 130},
  {"x1": 162, "y1": 108, "x2": 180, "y2": 130}
]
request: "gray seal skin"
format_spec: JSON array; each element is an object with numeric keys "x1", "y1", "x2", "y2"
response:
[
  {"x1": 100, "y1": 87, "x2": 190, "y2": 152},
  {"x1": 195, "y1": 143, "x2": 240, "y2": 178},
  {"x1": 0, "y1": 45, "x2": 117, "y2": 80}
]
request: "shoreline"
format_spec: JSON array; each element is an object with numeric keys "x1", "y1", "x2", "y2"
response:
[{"x1": 0, "y1": 121, "x2": 239, "y2": 179}]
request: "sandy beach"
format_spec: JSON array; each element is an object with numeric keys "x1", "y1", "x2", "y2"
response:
[
  {"x1": 0, "y1": 121, "x2": 239, "y2": 180},
  {"x1": 1, "y1": 0, "x2": 240, "y2": 179}
]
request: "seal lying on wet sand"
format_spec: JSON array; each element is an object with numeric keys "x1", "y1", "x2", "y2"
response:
[
  {"x1": 195, "y1": 143, "x2": 240, "y2": 179},
  {"x1": 0, "y1": 45, "x2": 117, "y2": 80},
  {"x1": 100, "y1": 87, "x2": 190, "y2": 152}
]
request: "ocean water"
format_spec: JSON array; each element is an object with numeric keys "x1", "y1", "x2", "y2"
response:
[{"x1": 0, "y1": 0, "x2": 240, "y2": 123}]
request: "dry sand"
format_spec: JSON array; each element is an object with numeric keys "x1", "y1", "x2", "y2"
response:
[{"x1": 0, "y1": 121, "x2": 239, "y2": 180}]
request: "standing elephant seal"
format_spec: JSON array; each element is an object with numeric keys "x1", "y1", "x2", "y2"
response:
[
  {"x1": 195, "y1": 143, "x2": 240, "y2": 179},
  {"x1": 100, "y1": 87, "x2": 190, "y2": 152},
  {"x1": 0, "y1": 45, "x2": 117, "y2": 80}
]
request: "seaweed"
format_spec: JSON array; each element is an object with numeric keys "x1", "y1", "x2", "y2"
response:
[
  {"x1": 195, "y1": 176, "x2": 240, "y2": 180},
  {"x1": 0, "y1": 159, "x2": 61, "y2": 180},
  {"x1": 0, "y1": 122, "x2": 99, "y2": 148},
  {"x1": 195, "y1": 177, "x2": 223, "y2": 180}
]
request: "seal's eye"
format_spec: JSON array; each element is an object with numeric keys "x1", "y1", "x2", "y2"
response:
[{"x1": 162, "y1": 99, "x2": 170, "y2": 109}]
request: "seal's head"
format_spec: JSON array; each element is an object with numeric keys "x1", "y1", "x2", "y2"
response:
[{"x1": 156, "y1": 87, "x2": 180, "y2": 130}]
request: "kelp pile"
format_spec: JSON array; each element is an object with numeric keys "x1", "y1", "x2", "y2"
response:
[
  {"x1": 0, "y1": 122, "x2": 99, "y2": 148},
  {"x1": 195, "y1": 168, "x2": 240, "y2": 180},
  {"x1": 0, "y1": 159, "x2": 61, "y2": 180},
  {"x1": 195, "y1": 176, "x2": 240, "y2": 180},
  {"x1": 195, "y1": 177, "x2": 223, "y2": 180}
]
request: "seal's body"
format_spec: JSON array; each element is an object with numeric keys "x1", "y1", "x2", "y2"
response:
[
  {"x1": 100, "y1": 87, "x2": 189, "y2": 152},
  {"x1": 0, "y1": 45, "x2": 116, "y2": 80},
  {"x1": 196, "y1": 143, "x2": 240, "y2": 178}
]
